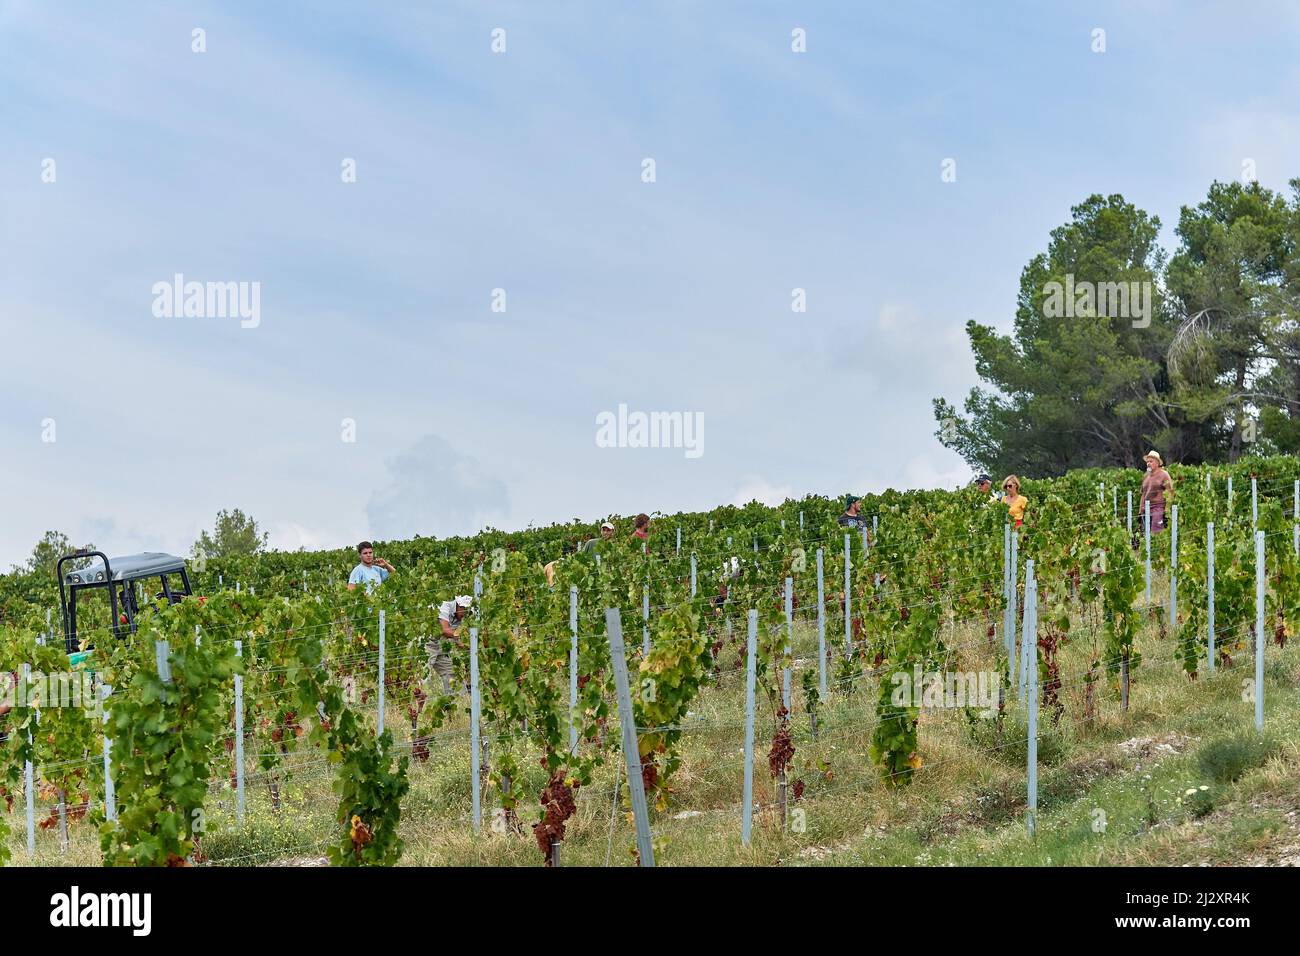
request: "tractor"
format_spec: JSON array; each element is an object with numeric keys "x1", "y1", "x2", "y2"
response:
[{"x1": 57, "y1": 550, "x2": 195, "y2": 663}]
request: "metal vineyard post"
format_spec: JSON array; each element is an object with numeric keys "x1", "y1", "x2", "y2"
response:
[
  {"x1": 1024, "y1": 561, "x2": 1038, "y2": 838},
  {"x1": 816, "y1": 548, "x2": 826, "y2": 698},
  {"x1": 1018, "y1": 540, "x2": 1032, "y2": 702},
  {"x1": 742, "y1": 609, "x2": 757, "y2": 846},
  {"x1": 1254, "y1": 532, "x2": 1265, "y2": 731},
  {"x1": 234, "y1": 640, "x2": 245, "y2": 823},
  {"x1": 101, "y1": 683, "x2": 115, "y2": 823},
  {"x1": 605, "y1": 608, "x2": 654, "y2": 866},
  {"x1": 1011, "y1": 530, "x2": 1020, "y2": 696},
  {"x1": 1252, "y1": 477, "x2": 1258, "y2": 530},
  {"x1": 1127, "y1": 490, "x2": 1132, "y2": 537},
  {"x1": 1003, "y1": 524, "x2": 1012, "y2": 685},
  {"x1": 569, "y1": 586, "x2": 578, "y2": 754},
  {"x1": 843, "y1": 533, "x2": 852, "y2": 651},
  {"x1": 1144, "y1": 499, "x2": 1151, "y2": 603},
  {"x1": 23, "y1": 662, "x2": 34, "y2": 857},
  {"x1": 377, "y1": 611, "x2": 385, "y2": 736},
  {"x1": 470, "y1": 626, "x2": 481, "y2": 832},
  {"x1": 155, "y1": 640, "x2": 172, "y2": 684},
  {"x1": 1170, "y1": 505, "x2": 1178, "y2": 629},
  {"x1": 1201, "y1": 522, "x2": 1211, "y2": 671},
  {"x1": 783, "y1": 577, "x2": 793, "y2": 709},
  {"x1": 642, "y1": 585, "x2": 650, "y2": 655}
]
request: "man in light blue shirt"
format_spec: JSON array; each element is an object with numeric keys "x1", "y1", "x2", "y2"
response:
[{"x1": 347, "y1": 541, "x2": 395, "y2": 592}]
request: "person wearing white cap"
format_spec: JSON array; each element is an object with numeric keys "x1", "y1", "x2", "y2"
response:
[
  {"x1": 582, "y1": 521, "x2": 616, "y2": 555},
  {"x1": 543, "y1": 521, "x2": 616, "y2": 587},
  {"x1": 426, "y1": 594, "x2": 473, "y2": 695},
  {"x1": 1141, "y1": 450, "x2": 1173, "y2": 532}
]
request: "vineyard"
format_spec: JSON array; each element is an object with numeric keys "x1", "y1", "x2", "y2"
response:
[{"x1": 2, "y1": 456, "x2": 1300, "y2": 867}]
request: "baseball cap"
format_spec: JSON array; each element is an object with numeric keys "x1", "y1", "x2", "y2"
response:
[
  {"x1": 974, "y1": 474, "x2": 992, "y2": 484},
  {"x1": 600, "y1": 521, "x2": 615, "y2": 530},
  {"x1": 455, "y1": 595, "x2": 473, "y2": 608}
]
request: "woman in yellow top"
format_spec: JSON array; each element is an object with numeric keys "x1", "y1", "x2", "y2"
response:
[{"x1": 1002, "y1": 475, "x2": 1027, "y2": 527}]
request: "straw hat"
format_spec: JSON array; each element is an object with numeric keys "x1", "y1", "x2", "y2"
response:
[{"x1": 1144, "y1": 449, "x2": 1163, "y2": 466}]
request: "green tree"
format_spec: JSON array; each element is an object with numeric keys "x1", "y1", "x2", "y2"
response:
[
  {"x1": 1166, "y1": 180, "x2": 1300, "y2": 461},
  {"x1": 18, "y1": 531, "x2": 95, "y2": 576},
  {"x1": 935, "y1": 194, "x2": 1183, "y2": 477},
  {"x1": 193, "y1": 509, "x2": 268, "y2": 560}
]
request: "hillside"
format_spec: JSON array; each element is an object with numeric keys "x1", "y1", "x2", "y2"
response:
[{"x1": 3, "y1": 456, "x2": 1299, "y2": 867}]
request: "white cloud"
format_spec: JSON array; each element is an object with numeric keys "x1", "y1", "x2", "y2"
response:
[
  {"x1": 855, "y1": 453, "x2": 972, "y2": 497},
  {"x1": 266, "y1": 521, "x2": 338, "y2": 554},
  {"x1": 729, "y1": 474, "x2": 794, "y2": 507},
  {"x1": 367, "y1": 434, "x2": 509, "y2": 540}
]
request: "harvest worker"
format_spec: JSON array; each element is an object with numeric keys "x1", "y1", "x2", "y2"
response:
[
  {"x1": 1002, "y1": 476, "x2": 1028, "y2": 528},
  {"x1": 427, "y1": 594, "x2": 473, "y2": 695},
  {"x1": 837, "y1": 495, "x2": 870, "y2": 534},
  {"x1": 545, "y1": 521, "x2": 617, "y2": 586},
  {"x1": 1141, "y1": 450, "x2": 1173, "y2": 532},
  {"x1": 632, "y1": 514, "x2": 651, "y2": 552},
  {"x1": 582, "y1": 521, "x2": 616, "y2": 554},
  {"x1": 975, "y1": 474, "x2": 1001, "y2": 503},
  {"x1": 347, "y1": 542, "x2": 395, "y2": 592}
]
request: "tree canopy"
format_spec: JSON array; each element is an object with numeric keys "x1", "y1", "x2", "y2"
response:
[
  {"x1": 193, "y1": 509, "x2": 268, "y2": 560},
  {"x1": 937, "y1": 180, "x2": 1300, "y2": 476},
  {"x1": 15, "y1": 530, "x2": 96, "y2": 576}
]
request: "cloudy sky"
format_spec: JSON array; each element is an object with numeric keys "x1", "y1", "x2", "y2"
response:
[{"x1": 2, "y1": 0, "x2": 1298, "y2": 568}]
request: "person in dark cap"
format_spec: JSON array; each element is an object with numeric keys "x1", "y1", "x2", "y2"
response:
[
  {"x1": 975, "y1": 474, "x2": 1002, "y2": 504},
  {"x1": 837, "y1": 495, "x2": 869, "y2": 533}
]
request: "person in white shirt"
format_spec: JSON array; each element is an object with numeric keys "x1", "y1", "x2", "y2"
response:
[{"x1": 427, "y1": 595, "x2": 472, "y2": 694}]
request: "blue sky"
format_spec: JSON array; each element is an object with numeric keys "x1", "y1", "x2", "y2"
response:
[{"x1": 2, "y1": 0, "x2": 1299, "y2": 567}]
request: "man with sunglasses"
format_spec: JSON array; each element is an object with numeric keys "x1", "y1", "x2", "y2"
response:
[{"x1": 975, "y1": 474, "x2": 1002, "y2": 504}]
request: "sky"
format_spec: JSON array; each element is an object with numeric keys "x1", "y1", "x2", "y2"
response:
[{"x1": 2, "y1": 0, "x2": 1299, "y2": 568}]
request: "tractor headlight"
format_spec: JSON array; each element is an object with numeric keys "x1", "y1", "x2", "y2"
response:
[
  {"x1": 71, "y1": 574, "x2": 81, "y2": 584},
  {"x1": 95, "y1": 572, "x2": 105, "y2": 582}
]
